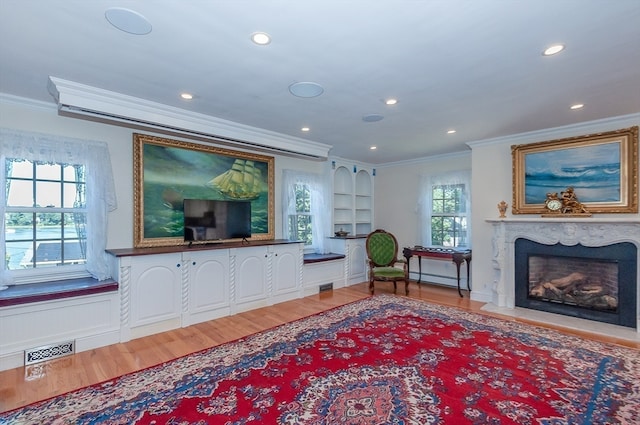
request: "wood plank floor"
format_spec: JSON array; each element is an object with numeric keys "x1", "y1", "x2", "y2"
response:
[{"x1": 1, "y1": 281, "x2": 638, "y2": 413}]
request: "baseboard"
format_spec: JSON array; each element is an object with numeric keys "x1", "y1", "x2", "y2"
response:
[{"x1": 0, "y1": 329, "x2": 121, "y2": 372}]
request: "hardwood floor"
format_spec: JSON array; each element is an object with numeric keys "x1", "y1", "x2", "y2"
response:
[{"x1": 1, "y1": 281, "x2": 638, "y2": 413}]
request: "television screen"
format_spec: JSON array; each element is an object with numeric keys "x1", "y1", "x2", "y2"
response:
[{"x1": 183, "y1": 199, "x2": 251, "y2": 242}]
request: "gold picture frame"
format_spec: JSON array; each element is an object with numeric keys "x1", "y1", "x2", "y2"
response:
[
  {"x1": 512, "y1": 126, "x2": 638, "y2": 214},
  {"x1": 133, "y1": 133, "x2": 275, "y2": 247}
]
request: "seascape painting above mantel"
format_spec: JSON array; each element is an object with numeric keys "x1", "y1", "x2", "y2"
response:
[{"x1": 511, "y1": 126, "x2": 638, "y2": 215}]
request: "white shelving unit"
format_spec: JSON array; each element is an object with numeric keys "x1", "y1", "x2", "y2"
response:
[
  {"x1": 328, "y1": 160, "x2": 374, "y2": 286},
  {"x1": 331, "y1": 161, "x2": 374, "y2": 237}
]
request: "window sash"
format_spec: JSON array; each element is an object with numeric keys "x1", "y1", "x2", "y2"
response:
[
  {"x1": 420, "y1": 171, "x2": 471, "y2": 249},
  {"x1": 1, "y1": 127, "x2": 117, "y2": 286},
  {"x1": 282, "y1": 169, "x2": 329, "y2": 254}
]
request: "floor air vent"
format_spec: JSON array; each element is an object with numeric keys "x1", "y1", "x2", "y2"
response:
[
  {"x1": 319, "y1": 283, "x2": 333, "y2": 293},
  {"x1": 25, "y1": 340, "x2": 75, "y2": 365}
]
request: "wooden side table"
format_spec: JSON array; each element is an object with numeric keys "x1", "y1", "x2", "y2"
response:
[{"x1": 402, "y1": 247, "x2": 472, "y2": 297}]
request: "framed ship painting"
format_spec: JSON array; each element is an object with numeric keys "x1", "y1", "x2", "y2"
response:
[
  {"x1": 133, "y1": 133, "x2": 275, "y2": 247},
  {"x1": 511, "y1": 126, "x2": 638, "y2": 214}
]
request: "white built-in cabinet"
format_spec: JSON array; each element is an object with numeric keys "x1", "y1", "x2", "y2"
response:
[
  {"x1": 113, "y1": 241, "x2": 302, "y2": 341},
  {"x1": 183, "y1": 249, "x2": 230, "y2": 326},
  {"x1": 125, "y1": 253, "x2": 182, "y2": 338},
  {"x1": 329, "y1": 159, "x2": 374, "y2": 286},
  {"x1": 331, "y1": 160, "x2": 374, "y2": 237},
  {"x1": 0, "y1": 241, "x2": 302, "y2": 371},
  {"x1": 270, "y1": 244, "x2": 302, "y2": 302},
  {"x1": 232, "y1": 246, "x2": 268, "y2": 312},
  {"x1": 328, "y1": 237, "x2": 368, "y2": 286}
]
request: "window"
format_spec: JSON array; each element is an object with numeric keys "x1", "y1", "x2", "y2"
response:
[
  {"x1": 430, "y1": 184, "x2": 468, "y2": 247},
  {"x1": 287, "y1": 183, "x2": 312, "y2": 245},
  {"x1": 1, "y1": 128, "x2": 116, "y2": 286},
  {"x1": 282, "y1": 170, "x2": 329, "y2": 254},
  {"x1": 5, "y1": 160, "x2": 87, "y2": 272},
  {"x1": 421, "y1": 171, "x2": 471, "y2": 248}
]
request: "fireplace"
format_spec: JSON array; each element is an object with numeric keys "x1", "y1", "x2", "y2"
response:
[
  {"x1": 487, "y1": 218, "x2": 640, "y2": 333},
  {"x1": 514, "y1": 239, "x2": 637, "y2": 328}
]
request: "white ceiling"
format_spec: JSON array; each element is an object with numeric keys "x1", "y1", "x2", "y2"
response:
[{"x1": 1, "y1": 1, "x2": 639, "y2": 164}]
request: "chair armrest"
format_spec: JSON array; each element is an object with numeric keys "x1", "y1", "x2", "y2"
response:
[{"x1": 395, "y1": 258, "x2": 409, "y2": 275}]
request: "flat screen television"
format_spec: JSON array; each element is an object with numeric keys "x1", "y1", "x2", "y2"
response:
[{"x1": 183, "y1": 199, "x2": 251, "y2": 243}]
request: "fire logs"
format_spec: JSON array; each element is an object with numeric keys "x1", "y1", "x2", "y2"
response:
[{"x1": 529, "y1": 272, "x2": 618, "y2": 311}]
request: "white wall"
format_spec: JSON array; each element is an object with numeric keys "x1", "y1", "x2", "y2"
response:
[
  {"x1": 0, "y1": 97, "x2": 326, "y2": 251},
  {"x1": 374, "y1": 152, "x2": 472, "y2": 289},
  {"x1": 374, "y1": 114, "x2": 640, "y2": 303},
  {"x1": 469, "y1": 113, "x2": 640, "y2": 304},
  {"x1": 374, "y1": 152, "x2": 472, "y2": 248},
  {"x1": 2, "y1": 96, "x2": 639, "y2": 304}
]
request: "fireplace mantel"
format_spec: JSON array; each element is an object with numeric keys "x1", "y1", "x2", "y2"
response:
[{"x1": 485, "y1": 217, "x2": 640, "y2": 332}]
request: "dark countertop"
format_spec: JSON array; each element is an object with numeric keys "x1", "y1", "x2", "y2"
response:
[{"x1": 106, "y1": 239, "x2": 302, "y2": 257}]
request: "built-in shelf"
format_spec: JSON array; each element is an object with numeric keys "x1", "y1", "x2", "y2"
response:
[{"x1": 331, "y1": 161, "x2": 374, "y2": 237}]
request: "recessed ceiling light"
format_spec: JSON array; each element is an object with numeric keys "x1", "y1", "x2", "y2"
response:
[
  {"x1": 543, "y1": 44, "x2": 565, "y2": 56},
  {"x1": 180, "y1": 93, "x2": 193, "y2": 100},
  {"x1": 251, "y1": 32, "x2": 271, "y2": 45},
  {"x1": 370, "y1": 146, "x2": 377, "y2": 150},
  {"x1": 289, "y1": 82, "x2": 324, "y2": 98},
  {"x1": 447, "y1": 129, "x2": 456, "y2": 134},
  {"x1": 105, "y1": 8, "x2": 152, "y2": 35},
  {"x1": 362, "y1": 114, "x2": 384, "y2": 122},
  {"x1": 301, "y1": 127, "x2": 310, "y2": 132},
  {"x1": 570, "y1": 103, "x2": 584, "y2": 110},
  {"x1": 385, "y1": 98, "x2": 398, "y2": 105}
]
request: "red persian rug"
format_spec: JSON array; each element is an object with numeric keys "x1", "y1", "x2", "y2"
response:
[{"x1": 2, "y1": 295, "x2": 639, "y2": 424}]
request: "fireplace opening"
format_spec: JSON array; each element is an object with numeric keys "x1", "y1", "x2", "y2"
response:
[{"x1": 515, "y1": 239, "x2": 637, "y2": 328}]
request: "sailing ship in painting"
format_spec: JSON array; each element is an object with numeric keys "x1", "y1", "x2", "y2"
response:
[{"x1": 207, "y1": 159, "x2": 263, "y2": 200}]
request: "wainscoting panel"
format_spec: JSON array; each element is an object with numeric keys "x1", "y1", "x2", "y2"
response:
[{"x1": 0, "y1": 293, "x2": 120, "y2": 371}]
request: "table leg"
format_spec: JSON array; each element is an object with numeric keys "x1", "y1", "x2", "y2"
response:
[
  {"x1": 403, "y1": 251, "x2": 412, "y2": 282},
  {"x1": 465, "y1": 258, "x2": 471, "y2": 291},
  {"x1": 452, "y1": 254, "x2": 463, "y2": 297}
]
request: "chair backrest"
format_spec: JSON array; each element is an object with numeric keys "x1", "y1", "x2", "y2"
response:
[{"x1": 366, "y1": 229, "x2": 399, "y2": 267}]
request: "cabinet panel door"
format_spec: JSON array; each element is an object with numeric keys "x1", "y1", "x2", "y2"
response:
[
  {"x1": 188, "y1": 251, "x2": 229, "y2": 313},
  {"x1": 129, "y1": 254, "x2": 182, "y2": 327},
  {"x1": 348, "y1": 240, "x2": 367, "y2": 282},
  {"x1": 234, "y1": 247, "x2": 267, "y2": 303},
  {"x1": 272, "y1": 246, "x2": 299, "y2": 295}
]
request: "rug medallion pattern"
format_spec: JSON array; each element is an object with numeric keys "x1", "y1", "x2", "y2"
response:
[{"x1": 2, "y1": 295, "x2": 639, "y2": 424}]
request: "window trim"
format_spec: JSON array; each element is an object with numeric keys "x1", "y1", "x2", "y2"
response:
[
  {"x1": 281, "y1": 169, "x2": 329, "y2": 254},
  {"x1": 1, "y1": 128, "x2": 117, "y2": 287},
  {"x1": 420, "y1": 171, "x2": 472, "y2": 249}
]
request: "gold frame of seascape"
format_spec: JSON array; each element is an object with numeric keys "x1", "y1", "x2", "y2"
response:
[
  {"x1": 133, "y1": 133, "x2": 275, "y2": 247},
  {"x1": 512, "y1": 126, "x2": 638, "y2": 214}
]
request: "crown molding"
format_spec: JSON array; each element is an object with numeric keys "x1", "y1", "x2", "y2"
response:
[
  {"x1": 466, "y1": 113, "x2": 640, "y2": 149},
  {"x1": 47, "y1": 77, "x2": 332, "y2": 160}
]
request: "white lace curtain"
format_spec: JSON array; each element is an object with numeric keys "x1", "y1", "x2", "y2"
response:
[
  {"x1": 281, "y1": 169, "x2": 330, "y2": 254},
  {"x1": 0, "y1": 128, "x2": 117, "y2": 285}
]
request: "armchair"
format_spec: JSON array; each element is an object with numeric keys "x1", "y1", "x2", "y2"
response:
[{"x1": 365, "y1": 229, "x2": 409, "y2": 295}]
